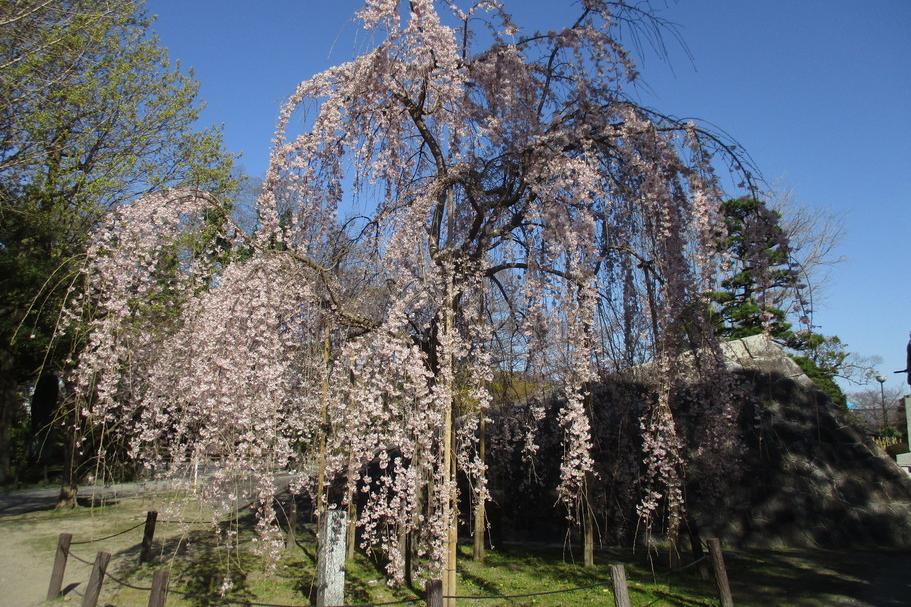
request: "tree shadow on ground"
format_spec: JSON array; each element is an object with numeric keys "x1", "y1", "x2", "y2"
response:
[
  {"x1": 106, "y1": 498, "x2": 312, "y2": 606},
  {"x1": 464, "y1": 541, "x2": 911, "y2": 607},
  {"x1": 724, "y1": 547, "x2": 911, "y2": 607}
]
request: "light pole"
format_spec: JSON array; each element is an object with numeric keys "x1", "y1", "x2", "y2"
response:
[{"x1": 876, "y1": 374, "x2": 888, "y2": 430}]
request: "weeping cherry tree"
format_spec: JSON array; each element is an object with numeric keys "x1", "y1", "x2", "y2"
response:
[{"x1": 63, "y1": 0, "x2": 754, "y2": 594}]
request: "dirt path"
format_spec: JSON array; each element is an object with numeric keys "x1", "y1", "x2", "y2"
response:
[
  {"x1": 0, "y1": 480, "x2": 186, "y2": 516},
  {"x1": 0, "y1": 489, "x2": 210, "y2": 607},
  {"x1": 0, "y1": 514, "x2": 65, "y2": 607}
]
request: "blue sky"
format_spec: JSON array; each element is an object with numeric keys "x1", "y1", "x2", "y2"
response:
[{"x1": 147, "y1": 0, "x2": 910, "y2": 393}]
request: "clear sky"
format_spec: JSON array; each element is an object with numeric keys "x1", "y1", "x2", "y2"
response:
[{"x1": 146, "y1": 0, "x2": 910, "y2": 394}]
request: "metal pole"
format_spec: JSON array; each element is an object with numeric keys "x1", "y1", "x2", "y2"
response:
[{"x1": 877, "y1": 375, "x2": 887, "y2": 430}]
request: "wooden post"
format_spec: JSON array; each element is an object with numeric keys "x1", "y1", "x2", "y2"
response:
[
  {"x1": 440, "y1": 357, "x2": 455, "y2": 607},
  {"x1": 81, "y1": 551, "x2": 111, "y2": 607},
  {"x1": 609, "y1": 564, "x2": 631, "y2": 607},
  {"x1": 707, "y1": 538, "x2": 734, "y2": 607},
  {"x1": 425, "y1": 579, "x2": 443, "y2": 607},
  {"x1": 582, "y1": 485, "x2": 594, "y2": 568},
  {"x1": 140, "y1": 510, "x2": 158, "y2": 563},
  {"x1": 446, "y1": 442, "x2": 457, "y2": 607},
  {"x1": 47, "y1": 532, "x2": 72, "y2": 600},
  {"x1": 147, "y1": 569, "x2": 170, "y2": 607},
  {"x1": 441, "y1": 188, "x2": 458, "y2": 607},
  {"x1": 472, "y1": 417, "x2": 486, "y2": 562},
  {"x1": 288, "y1": 497, "x2": 298, "y2": 547},
  {"x1": 346, "y1": 501, "x2": 357, "y2": 562},
  {"x1": 315, "y1": 327, "x2": 331, "y2": 527}
]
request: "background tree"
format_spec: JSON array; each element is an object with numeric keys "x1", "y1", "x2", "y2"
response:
[
  {"x1": 0, "y1": 0, "x2": 237, "y2": 489},
  {"x1": 849, "y1": 385, "x2": 906, "y2": 434},
  {"x1": 773, "y1": 189, "x2": 845, "y2": 322},
  {"x1": 790, "y1": 333, "x2": 881, "y2": 408}
]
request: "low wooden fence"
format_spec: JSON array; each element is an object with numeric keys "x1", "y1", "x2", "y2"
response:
[{"x1": 46, "y1": 512, "x2": 735, "y2": 607}]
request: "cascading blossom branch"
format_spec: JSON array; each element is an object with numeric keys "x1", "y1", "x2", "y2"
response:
[
  {"x1": 67, "y1": 189, "x2": 228, "y2": 424},
  {"x1": 67, "y1": 0, "x2": 755, "y2": 585}
]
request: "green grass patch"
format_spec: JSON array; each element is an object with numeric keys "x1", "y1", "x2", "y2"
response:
[{"x1": 16, "y1": 498, "x2": 909, "y2": 606}]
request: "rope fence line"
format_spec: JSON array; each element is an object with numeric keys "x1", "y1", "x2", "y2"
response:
[
  {"x1": 102, "y1": 567, "x2": 157, "y2": 593},
  {"x1": 62, "y1": 544, "x2": 423, "y2": 607},
  {"x1": 70, "y1": 520, "x2": 146, "y2": 545},
  {"x1": 58, "y1": 528, "x2": 424, "y2": 607},
  {"x1": 443, "y1": 578, "x2": 616, "y2": 600},
  {"x1": 56, "y1": 550, "x2": 707, "y2": 607},
  {"x1": 46, "y1": 511, "x2": 736, "y2": 607},
  {"x1": 668, "y1": 554, "x2": 708, "y2": 574},
  {"x1": 157, "y1": 518, "x2": 218, "y2": 525},
  {"x1": 206, "y1": 597, "x2": 423, "y2": 607},
  {"x1": 628, "y1": 581, "x2": 717, "y2": 607},
  {"x1": 67, "y1": 549, "x2": 97, "y2": 567}
]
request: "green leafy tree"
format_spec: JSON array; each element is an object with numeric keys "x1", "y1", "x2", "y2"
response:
[
  {"x1": 0, "y1": 0, "x2": 238, "y2": 486},
  {"x1": 792, "y1": 352, "x2": 848, "y2": 408},
  {"x1": 790, "y1": 333, "x2": 881, "y2": 409}
]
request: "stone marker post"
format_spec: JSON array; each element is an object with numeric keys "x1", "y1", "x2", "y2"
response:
[
  {"x1": 904, "y1": 395, "x2": 911, "y2": 444},
  {"x1": 316, "y1": 510, "x2": 348, "y2": 607},
  {"x1": 896, "y1": 396, "x2": 911, "y2": 475}
]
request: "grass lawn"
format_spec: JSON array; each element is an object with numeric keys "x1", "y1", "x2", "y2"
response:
[
  {"x1": 4, "y1": 494, "x2": 908, "y2": 606},
  {"x1": 98, "y1": 536, "x2": 720, "y2": 607}
]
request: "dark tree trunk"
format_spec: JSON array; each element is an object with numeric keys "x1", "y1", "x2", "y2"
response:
[
  {"x1": 0, "y1": 351, "x2": 17, "y2": 485},
  {"x1": 29, "y1": 372, "x2": 59, "y2": 465},
  {"x1": 686, "y1": 515, "x2": 709, "y2": 580},
  {"x1": 56, "y1": 400, "x2": 78, "y2": 508}
]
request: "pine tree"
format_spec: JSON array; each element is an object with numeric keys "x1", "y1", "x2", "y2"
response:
[{"x1": 710, "y1": 197, "x2": 798, "y2": 340}]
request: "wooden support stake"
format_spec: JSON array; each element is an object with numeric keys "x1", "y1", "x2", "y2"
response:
[
  {"x1": 140, "y1": 510, "x2": 158, "y2": 564},
  {"x1": 288, "y1": 497, "x2": 298, "y2": 547},
  {"x1": 81, "y1": 551, "x2": 111, "y2": 607},
  {"x1": 609, "y1": 564, "x2": 631, "y2": 607},
  {"x1": 707, "y1": 537, "x2": 734, "y2": 607},
  {"x1": 47, "y1": 532, "x2": 73, "y2": 600},
  {"x1": 147, "y1": 569, "x2": 170, "y2": 607},
  {"x1": 425, "y1": 579, "x2": 443, "y2": 607}
]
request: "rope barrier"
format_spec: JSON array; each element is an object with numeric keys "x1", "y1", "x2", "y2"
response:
[
  {"x1": 210, "y1": 597, "x2": 422, "y2": 607},
  {"x1": 668, "y1": 554, "x2": 707, "y2": 574},
  {"x1": 70, "y1": 521, "x2": 146, "y2": 544},
  {"x1": 67, "y1": 543, "x2": 419, "y2": 607},
  {"x1": 66, "y1": 549, "x2": 96, "y2": 567},
  {"x1": 442, "y1": 557, "x2": 707, "y2": 603},
  {"x1": 157, "y1": 518, "x2": 216, "y2": 525},
  {"x1": 151, "y1": 588, "x2": 420, "y2": 607},
  {"x1": 67, "y1": 550, "x2": 94, "y2": 566},
  {"x1": 59, "y1": 547, "x2": 709, "y2": 607},
  {"x1": 324, "y1": 598, "x2": 422, "y2": 607},
  {"x1": 59, "y1": 514, "x2": 713, "y2": 607},
  {"x1": 444, "y1": 578, "x2": 615, "y2": 600},
  {"x1": 102, "y1": 569, "x2": 155, "y2": 593},
  {"x1": 62, "y1": 538, "x2": 705, "y2": 607},
  {"x1": 65, "y1": 546, "x2": 188, "y2": 599},
  {"x1": 628, "y1": 579, "x2": 717, "y2": 607}
]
